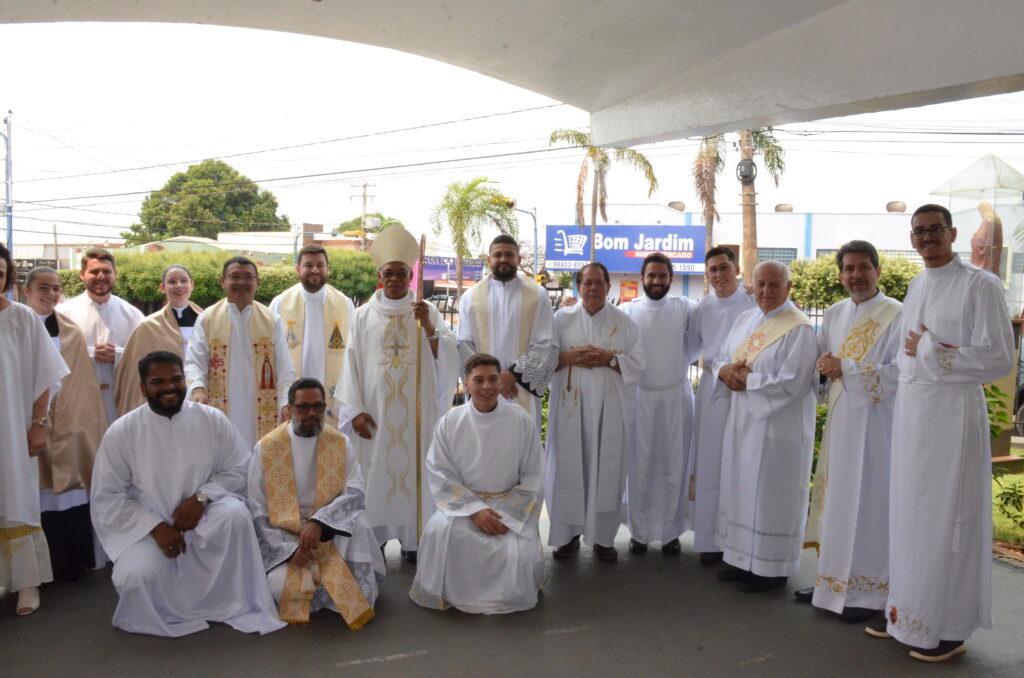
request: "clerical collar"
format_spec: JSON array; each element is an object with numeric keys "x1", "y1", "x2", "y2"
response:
[
  {"x1": 302, "y1": 285, "x2": 327, "y2": 301},
  {"x1": 469, "y1": 397, "x2": 500, "y2": 416},
  {"x1": 172, "y1": 305, "x2": 199, "y2": 327},
  {"x1": 87, "y1": 294, "x2": 113, "y2": 307},
  {"x1": 492, "y1": 274, "x2": 520, "y2": 287},
  {"x1": 716, "y1": 286, "x2": 744, "y2": 302},
  {"x1": 39, "y1": 312, "x2": 59, "y2": 337},
  {"x1": 227, "y1": 301, "x2": 254, "y2": 313},
  {"x1": 377, "y1": 290, "x2": 413, "y2": 310},
  {"x1": 760, "y1": 300, "x2": 792, "y2": 320},
  {"x1": 639, "y1": 294, "x2": 668, "y2": 307},
  {"x1": 925, "y1": 253, "x2": 962, "y2": 277}
]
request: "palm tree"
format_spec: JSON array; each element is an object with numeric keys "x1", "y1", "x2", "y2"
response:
[
  {"x1": 549, "y1": 129, "x2": 659, "y2": 260},
  {"x1": 430, "y1": 177, "x2": 518, "y2": 299}
]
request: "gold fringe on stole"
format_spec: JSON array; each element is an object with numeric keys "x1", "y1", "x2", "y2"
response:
[{"x1": 0, "y1": 525, "x2": 43, "y2": 540}]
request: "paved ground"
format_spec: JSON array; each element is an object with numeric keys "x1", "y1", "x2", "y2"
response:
[{"x1": 2, "y1": 529, "x2": 1022, "y2": 678}]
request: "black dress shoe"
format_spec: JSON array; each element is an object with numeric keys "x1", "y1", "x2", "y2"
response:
[
  {"x1": 909, "y1": 640, "x2": 966, "y2": 662},
  {"x1": 839, "y1": 607, "x2": 881, "y2": 624},
  {"x1": 593, "y1": 544, "x2": 618, "y2": 562},
  {"x1": 793, "y1": 586, "x2": 814, "y2": 603},
  {"x1": 716, "y1": 566, "x2": 747, "y2": 582},
  {"x1": 698, "y1": 551, "x2": 723, "y2": 566},
  {"x1": 736, "y1": 574, "x2": 787, "y2": 593},
  {"x1": 400, "y1": 549, "x2": 417, "y2": 564},
  {"x1": 628, "y1": 538, "x2": 648, "y2": 554},
  {"x1": 553, "y1": 535, "x2": 580, "y2": 560},
  {"x1": 661, "y1": 538, "x2": 681, "y2": 555}
]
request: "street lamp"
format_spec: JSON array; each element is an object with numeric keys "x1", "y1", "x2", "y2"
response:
[
  {"x1": 292, "y1": 229, "x2": 338, "y2": 263},
  {"x1": 512, "y1": 206, "x2": 539, "y2": 273}
]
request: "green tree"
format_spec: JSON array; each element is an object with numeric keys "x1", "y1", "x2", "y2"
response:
[
  {"x1": 430, "y1": 177, "x2": 518, "y2": 299},
  {"x1": 121, "y1": 159, "x2": 290, "y2": 245},
  {"x1": 549, "y1": 129, "x2": 658, "y2": 260},
  {"x1": 337, "y1": 212, "x2": 405, "y2": 251},
  {"x1": 790, "y1": 253, "x2": 921, "y2": 309}
]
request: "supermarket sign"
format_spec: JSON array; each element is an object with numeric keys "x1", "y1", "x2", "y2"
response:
[{"x1": 545, "y1": 225, "x2": 706, "y2": 273}]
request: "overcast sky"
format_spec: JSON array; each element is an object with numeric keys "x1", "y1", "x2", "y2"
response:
[{"x1": 3, "y1": 21, "x2": 1023, "y2": 252}]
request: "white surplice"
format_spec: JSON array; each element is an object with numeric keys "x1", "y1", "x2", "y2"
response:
[
  {"x1": 687, "y1": 288, "x2": 757, "y2": 552},
  {"x1": 411, "y1": 398, "x2": 544, "y2": 614},
  {"x1": 248, "y1": 425, "x2": 385, "y2": 614},
  {"x1": 457, "y1": 274, "x2": 556, "y2": 421},
  {"x1": 90, "y1": 400, "x2": 285, "y2": 637},
  {"x1": 57, "y1": 293, "x2": 143, "y2": 423},
  {"x1": 269, "y1": 284, "x2": 355, "y2": 387},
  {"x1": 184, "y1": 302, "x2": 294, "y2": 451},
  {"x1": 886, "y1": 255, "x2": 1013, "y2": 648},
  {"x1": 811, "y1": 293, "x2": 901, "y2": 613},
  {"x1": 0, "y1": 302, "x2": 69, "y2": 593},
  {"x1": 334, "y1": 291, "x2": 460, "y2": 550},
  {"x1": 546, "y1": 302, "x2": 645, "y2": 548},
  {"x1": 621, "y1": 295, "x2": 698, "y2": 544},
  {"x1": 713, "y1": 300, "x2": 817, "y2": 577}
]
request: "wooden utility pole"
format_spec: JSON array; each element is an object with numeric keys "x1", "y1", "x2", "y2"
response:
[{"x1": 739, "y1": 129, "x2": 758, "y2": 283}]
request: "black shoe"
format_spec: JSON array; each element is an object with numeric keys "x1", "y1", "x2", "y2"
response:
[
  {"x1": 839, "y1": 607, "x2": 881, "y2": 624},
  {"x1": 736, "y1": 574, "x2": 787, "y2": 593},
  {"x1": 593, "y1": 544, "x2": 618, "y2": 562},
  {"x1": 864, "y1": 617, "x2": 891, "y2": 638},
  {"x1": 698, "y1": 551, "x2": 723, "y2": 566},
  {"x1": 793, "y1": 586, "x2": 814, "y2": 603},
  {"x1": 400, "y1": 549, "x2": 417, "y2": 564},
  {"x1": 661, "y1": 538, "x2": 681, "y2": 555},
  {"x1": 553, "y1": 535, "x2": 580, "y2": 560},
  {"x1": 909, "y1": 641, "x2": 966, "y2": 662},
  {"x1": 716, "y1": 566, "x2": 746, "y2": 582},
  {"x1": 628, "y1": 539, "x2": 648, "y2": 554}
]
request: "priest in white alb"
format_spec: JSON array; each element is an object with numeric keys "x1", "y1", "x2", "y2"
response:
[
  {"x1": 713, "y1": 260, "x2": 817, "y2": 593},
  {"x1": 335, "y1": 225, "x2": 460, "y2": 562},
  {"x1": 546, "y1": 262, "x2": 644, "y2": 562},
  {"x1": 621, "y1": 253, "x2": 697, "y2": 556},
  {"x1": 57, "y1": 248, "x2": 144, "y2": 423},
  {"x1": 411, "y1": 353, "x2": 544, "y2": 613},
  {"x1": 796, "y1": 241, "x2": 901, "y2": 624},
  {"x1": 871, "y1": 205, "x2": 1013, "y2": 662},
  {"x1": 91, "y1": 351, "x2": 285, "y2": 637},
  {"x1": 457, "y1": 235, "x2": 557, "y2": 423},
  {"x1": 249, "y1": 378, "x2": 384, "y2": 628},
  {"x1": 687, "y1": 246, "x2": 755, "y2": 566},
  {"x1": 186, "y1": 256, "x2": 294, "y2": 450},
  {"x1": 270, "y1": 244, "x2": 355, "y2": 428}
]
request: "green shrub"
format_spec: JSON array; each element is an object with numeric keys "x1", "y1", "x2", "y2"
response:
[{"x1": 790, "y1": 253, "x2": 921, "y2": 309}]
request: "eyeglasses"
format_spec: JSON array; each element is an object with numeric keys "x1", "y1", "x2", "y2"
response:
[
  {"x1": 380, "y1": 270, "x2": 410, "y2": 280},
  {"x1": 225, "y1": 274, "x2": 257, "y2": 283},
  {"x1": 292, "y1": 402, "x2": 327, "y2": 414},
  {"x1": 910, "y1": 225, "x2": 951, "y2": 238}
]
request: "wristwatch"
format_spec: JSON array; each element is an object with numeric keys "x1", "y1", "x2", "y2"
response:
[
  {"x1": 195, "y1": 492, "x2": 210, "y2": 507},
  {"x1": 609, "y1": 355, "x2": 619, "y2": 369},
  {"x1": 32, "y1": 417, "x2": 48, "y2": 428}
]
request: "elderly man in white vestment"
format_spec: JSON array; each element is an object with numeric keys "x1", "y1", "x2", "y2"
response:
[
  {"x1": 91, "y1": 351, "x2": 285, "y2": 637},
  {"x1": 270, "y1": 244, "x2": 355, "y2": 427},
  {"x1": 865, "y1": 205, "x2": 1013, "y2": 662},
  {"x1": 713, "y1": 261, "x2": 817, "y2": 593},
  {"x1": 621, "y1": 253, "x2": 697, "y2": 556},
  {"x1": 547, "y1": 262, "x2": 644, "y2": 562},
  {"x1": 411, "y1": 354, "x2": 544, "y2": 613},
  {"x1": 186, "y1": 256, "x2": 294, "y2": 451},
  {"x1": 457, "y1": 235, "x2": 557, "y2": 423},
  {"x1": 687, "y1": 247, "x2": 756, "y2": 566},
  {"x1": 249, "y1": 378, "x2": 384, "y2": 628},
  {"x1": 792, "y1": 241, "x2": 901, "y2": 624},
  {"x1": 57, "y1": 248, "x2": 144, "y2": 424},
  {"x1": 335, "y1": 225, "x2": 460, "y2": 563}
]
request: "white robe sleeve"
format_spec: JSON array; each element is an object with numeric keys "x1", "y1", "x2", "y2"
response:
[
  {"x1": 426, "y1": 416, "x2": 490, "y2": 520},
  {"x1": 743, "y1": 325, "x2": 817, "y2": 422},
  {"x1": 615, "y1": 316, "x2": 645, "y2": 386},
  {"x1": 335, "y1": 311, "x2": 367, "y2": 424},
  {"x1": 272, "y1": 315, "x2": 296, "y2": 409},
  {"x1": 197, "y1": 413, "x2": 251, "y2": 501},
  {"x1": 184, "y1": 312, "x2": 209, "y2": 395},
  {"x1": 456, "y1": 288, "x2": 479, "y2": 364},
  {"x1": 429, "y1": 303, "x2": 460, "y2": 414}
]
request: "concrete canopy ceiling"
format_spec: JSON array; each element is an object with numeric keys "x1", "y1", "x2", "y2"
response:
[{"x1": 4, "y1": 0, "x2": 1024, "y2": 146}]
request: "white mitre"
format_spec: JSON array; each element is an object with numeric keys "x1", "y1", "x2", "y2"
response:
[{"x1": 371, "y1": 225, "x2": 420, "y2": 268}]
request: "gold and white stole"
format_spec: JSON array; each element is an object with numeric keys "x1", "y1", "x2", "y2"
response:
[
  {"x1": 203, "y1": 298, "x2": 279, "y2": 440},
  {"x1": 805, "y1": 295, "x2": 901, "y2": 550},
  {"x1": 730, "y1": 306, "x2": 812, "y2": 365},
  {"x1": 276, "y1": 285, "x2": 350, "y2": 425},
  {"x1": 470, "y1": 274, "x2": 541, "y2": 410},
  {"x1": 260, "y1": 423, "x2": 374, "y2": 628}
]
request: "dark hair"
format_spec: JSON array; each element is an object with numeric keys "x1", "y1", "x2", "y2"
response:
[
  {"x1": 705, "y1": 246, "x2": 736, "y2": 263},
  {"x1": 640, "y1": 252, "x2": 673, "y2": 278},
  {"x1": 80, "y1": 247, "x2": 116, "y2": 272},
  {"x1": 25, "y1": 266, "x2": 60, "y2": 289},
  {"x1": 222, "y1": 256, "x2": 258, "y2": 278},
  {"x1": 0, "y1": 244, "x2": 14, "y2": 292},
  {"x1": 912, "y1": 203, "x2": 953, "y2": 228},
  {"x1": 138, "y1": 350, "x2": 183, "y2": 382},
  {"x1": 835, "y1": 240, "x2": 880, "y2": 271},
  {"x1": 161, "y1": 264, "x2": 192, "y2": 283},
  {"x1": 464, "y1": 353, "x2": 502, "y2": 378},
  {"x1": 489, "y1": 234, "x2": 520, "y2": 253},
  {"x1": 288, "y1": 377, "x2": 326, "y2": 404},
  {"x1": 297, "y1": 244, "x2": 329, "y2": 266},
  {"x1": 574, "y1": 261, "x2": 610, "y2": 287}
]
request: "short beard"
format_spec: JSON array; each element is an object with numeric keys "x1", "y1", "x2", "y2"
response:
[
  {"x1": 147, "y1": 391, "x2": 184, "y2": 417},
  {"x1": 492, "y1": 264, "x2": 517, "y2": 282},
  {"x1": 643, "y1": 283, "x2": 669, "y2": 300},
  {"x1": 301, "y1": 278, "x2": 326, "y2": 294},
  {"x1": 293, "y1": 419, "x2": 323, "y2": 438}
]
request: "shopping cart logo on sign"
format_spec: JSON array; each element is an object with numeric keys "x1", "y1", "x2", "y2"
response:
[{"x1": 555, "y1": 229, "x2": 587, "y2": 256}]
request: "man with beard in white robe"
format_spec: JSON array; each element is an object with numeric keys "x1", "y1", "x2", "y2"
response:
[
  {"x1": 457, "y1": 235, "x2": 557, "y2": 423},
  {"x1": 547, "y1": 262, "x2": 645, "y2": 562},
  {"x1": 91, "y1": 351, "x2": 285, "y2": 637},
  {"x1": 621, "y1": 253, "x2": 697, "y2": 555},
  {"x1": 687, "y1": 246, "x2": 755, "y2": 566},
  {"x1": 57, "y1": 248, "x2": 144, "y2": 424},
  {"x1": 411, "y1": 354, "x2": 544, "y2": 613},
  {"x1": 866, "y1": 205, "x2": 1013, "y2": 662},
  {"x1": 713, "y1": 261, "x2": 817, "y2": 593},
  {"x1": 793, "y1": 241, "x2": 901, "y2": 625},
  {"x1": 335, "y1": 225, "x2": 460, "y2": 563},
  {"x1": 249, "y1": 378, "x2": 384, "y2": 628}
]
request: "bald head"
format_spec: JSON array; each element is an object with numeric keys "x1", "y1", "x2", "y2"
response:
[{"x1": 752, "y1": 260, "x2": 792, "y2": 313}]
